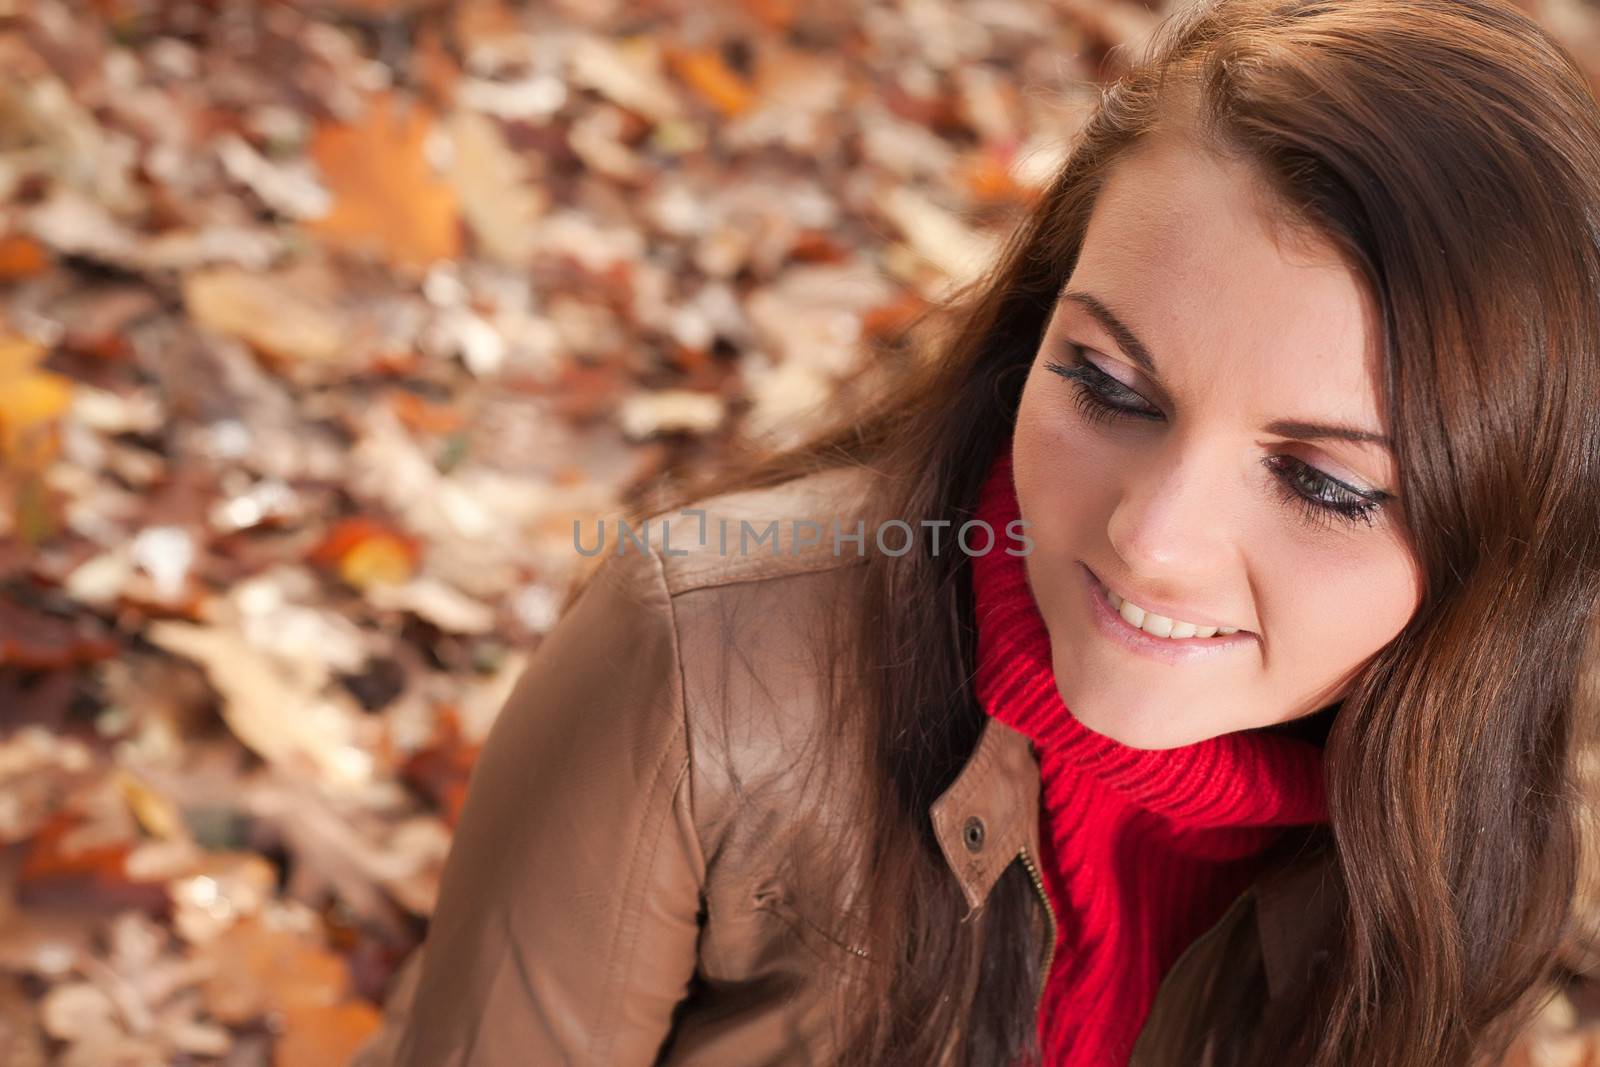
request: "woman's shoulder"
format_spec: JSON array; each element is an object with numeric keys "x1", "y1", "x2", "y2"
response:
[
  {"x1": 591, "y1": 462, "x2": 885, "y2": 761},
  {"x1": 352, "y1": 468, "x2": 889, "y2": 1067},
  {"x1": 558, "y1": 462, "x2": 884, "y2": 706},
  {"x1": 550, "y1": 462, "x2": 885, "y2": 773},
  {"x1": 636, "y1": 461, "x2": 882, "y2": 596},
  {"x1": 577, "y1": 462, "x2": 883, "y2": 704},
  {"x1": 615, "y1": 463, "x2": 882, "y2": 885},
  {"x1": 643, "y1": 460, "x2": 880, "y2": 715}
]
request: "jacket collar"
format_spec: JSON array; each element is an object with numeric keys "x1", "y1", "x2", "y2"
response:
[
  {"x1": 928, "y1": 714, "x2": 1042, "y2": 916},
  {"x1": 927, "y1": 714, "x2": 1338, "y2": 1001}
]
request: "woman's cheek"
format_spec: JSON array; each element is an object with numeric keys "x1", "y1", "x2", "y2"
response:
[
  {"x1": 1015, "y1": 382, "x2": 1119, "y2": 510},
  {"x1": 1024, "y1": 433, "x2": 1125, "y2": 539},
  {"x1": 1251, "y1": 537, "x2": 1422, "y2": 717}
]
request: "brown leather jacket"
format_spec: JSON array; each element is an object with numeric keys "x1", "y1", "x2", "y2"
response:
[{"x1": 350, "y1": 465, "x2": 1339, "y2": 1067}]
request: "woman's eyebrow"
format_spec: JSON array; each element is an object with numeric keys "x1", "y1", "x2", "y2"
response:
[
  {"x1": 1266, "y1": 417, "x2": 1391, "y2": 449},
  {"x1": 1056, "y1": 287, "x2": 1394, "y2": 451},
  {"x1": 1060, "y1": 289, "x2": 1162, "y2": 379}
]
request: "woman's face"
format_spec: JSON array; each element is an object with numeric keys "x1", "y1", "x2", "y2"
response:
[{"x1": 1012, "y1": 131, "x2": 1425, "y2": 750}]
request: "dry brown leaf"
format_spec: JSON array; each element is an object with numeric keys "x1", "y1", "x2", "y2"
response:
[
  {"x1": 0, "y1": 972, "x2": 49, "y2": 1066},
  {"x1": 446, "y1": 108, "x2": 546, "y2": 266},
  {"x1": 18, "y1": 811, "x2": 166, "y2": 916},
  {"x1": 365, "y1": 577, "x2": 495, "y2": 634},
  {"x1": 183, "y1": 266, "x2": 351, "y2": 367},
  {"x1": 568, "y1": 36, "x2": 684, "y2": 124},
  {"x1": 144, "y1": 621, "x2": 373, "y2": 788},
  {"x1": 387, "y1": 389, "x2": 467, "y2": 435},
  {"x1": 738, "y1": 0, "x2": 797, "y2": 32},
  {"x1": 0, "y1": 600, "x2": 118, "y2": 669}
]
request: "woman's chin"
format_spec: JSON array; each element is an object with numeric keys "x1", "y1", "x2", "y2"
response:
[{"x1": 1063, "y1": 697, "x2": 1218, "y2": 751}]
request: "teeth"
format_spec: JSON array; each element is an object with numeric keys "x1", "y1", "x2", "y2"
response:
[
  {"x1": 1103, "y1": 584, "x2": 1238, "y2": 640},
  {"x1": 1120, "y1": 598, "x2": 1164, "y2": 635}
]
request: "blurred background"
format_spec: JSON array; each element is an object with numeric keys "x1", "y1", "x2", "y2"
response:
[{"x1": 1, "y1": 0, "x2": 1598, "y2": 1063}]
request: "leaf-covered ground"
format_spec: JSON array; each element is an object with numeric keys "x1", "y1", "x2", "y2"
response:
[{"x1": 2, "y1": 0, "x2": 1599, "y2": 1063}]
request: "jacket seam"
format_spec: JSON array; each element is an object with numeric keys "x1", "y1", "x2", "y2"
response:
[
  {"x1": 663, "y1": 549, "x2": 870, "y2": 598},
  {"x1": 652, "y1": 544, "x2": 710, "y2": 883},
  {"x1": 590, "y1": 545, "x2": 695, "y2": 1064},
  {"x1": 659, "y1": 537, "x2": 878, "y2": 982}
]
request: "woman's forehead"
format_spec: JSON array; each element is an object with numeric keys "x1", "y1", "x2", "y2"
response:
[{"x1": 1058, "y1": 143, "x2": 1391, "y2": 468}]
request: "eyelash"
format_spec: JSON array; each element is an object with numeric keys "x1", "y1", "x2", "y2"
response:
[{"x1": 1044, "y1": 346, "x2": 1389, "y2": 531}]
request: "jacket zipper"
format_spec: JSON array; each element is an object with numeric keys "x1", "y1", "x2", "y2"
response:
[{"x1": 1016, "y1": 846, "x2": 1058, "y2": 1016}]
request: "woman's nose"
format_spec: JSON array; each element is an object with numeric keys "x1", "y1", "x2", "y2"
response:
[{"x1": 1103, "y1": 441, "x2": 1239, "y2": 580}]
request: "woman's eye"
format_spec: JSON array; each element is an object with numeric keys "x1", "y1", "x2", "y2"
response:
[
  {"x1": 1043, "y1": 346, "x2": 1161, "y2": 422},
  {"x1": 1042, "y1": 343, "x2": 1391, "y2": 531},
  {"x1": 1263, "y1": 455, "x2": 1389, "y2": 530}
]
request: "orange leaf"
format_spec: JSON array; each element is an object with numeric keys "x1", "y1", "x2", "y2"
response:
[
  {"x1": 667, "y1": 47, "x2": 755, "y2": 117},
  {"x1": 0, "y1": 336, "x2": 70, "y2": 544},
  {"x1": 0, "y1": 235, "x2": 50, "y2": 280},
  {"x1": 18, "y1": 811, "x2": 166, "y2": 914},
  {"x1": 959, "y1": 149, "x2": 1028, "y2": 205},
  {"x1": 275, "y1": 1000, "x2": 383, "y2": 1067},
  {"x1": 0, "y1": 600, "x2": 119, "y2": 669},
  {"x1": 414, "y1": 21, "x2": 461, "y2": 105},
  {"x1": 861, "y1": 292, "x2": 933, "y2": 342},
  {"x1": 388, "y1": 390, "x2": 466, "y2": 435},
  {"x1": 305, "y1": 91, "x2": 461, "y2": 270},
  {"x1": 19, "y1": 813, "x2": 130, "y2": 884},
  {"x1": 311, "y1": 518, "x2": 420, "y2": 588},
  {"x1": 400, "y1": 705, "x2": 481, "y2": 827},
  {"x1": 789, "y1": 228, "x2": 851, "y2": 264},
  {"x1": 737, "y1": 0, "x2": 795, "y2": 31},
  {"x1": 10, "y1": 472, "x2": 61, "y2": 546},
  {"x1": 342, "y1": 537, "x2": 417, "y2": 587},
  {"x1": 203, "y1": 916, "x2": 351, "y2": 1025}
]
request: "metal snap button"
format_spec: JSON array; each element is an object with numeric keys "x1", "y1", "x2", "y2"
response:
[{"x1": 962, "y1": 815, "x2": 986, "y2": 852}]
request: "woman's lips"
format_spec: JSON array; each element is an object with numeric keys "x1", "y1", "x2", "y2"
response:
[{"x1": 1080, "y1": 563, "x2": 1255, "y2": 665}]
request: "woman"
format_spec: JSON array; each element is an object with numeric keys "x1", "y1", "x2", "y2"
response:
[{"x1": 354, "y1": 0, "x2": 1600, "y2": 1063}]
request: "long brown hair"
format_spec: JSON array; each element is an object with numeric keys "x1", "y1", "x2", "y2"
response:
[{"x1": 607, "y1": 0, "x2": 1600, "y2": 1062}]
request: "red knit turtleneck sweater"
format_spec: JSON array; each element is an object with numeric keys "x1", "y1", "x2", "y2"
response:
[{"x1": 970, "y1": 443, "x2": 1329, "y2": 1066}]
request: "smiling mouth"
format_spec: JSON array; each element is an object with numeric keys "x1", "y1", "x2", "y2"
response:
[{"x1": 1082, "y1": 565, "x2": 1253, "y2": 645}]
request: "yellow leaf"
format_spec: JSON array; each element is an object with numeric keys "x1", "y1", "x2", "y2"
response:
[
  {"x1": 11, "y1": 472, "x2": 59, "y2": 545},
  {"x1": 115, "y1": 771, "x2": 186, "y2": 840},
  {"x1": 0, "y1": 336, "x2": 72, "y2": 469},
  {"x1": 312, "y1": 517, "x2": 421, "y2": 588},
  {"x1": 340, "y1": 536, "x2": 418, "y2": 588}
]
